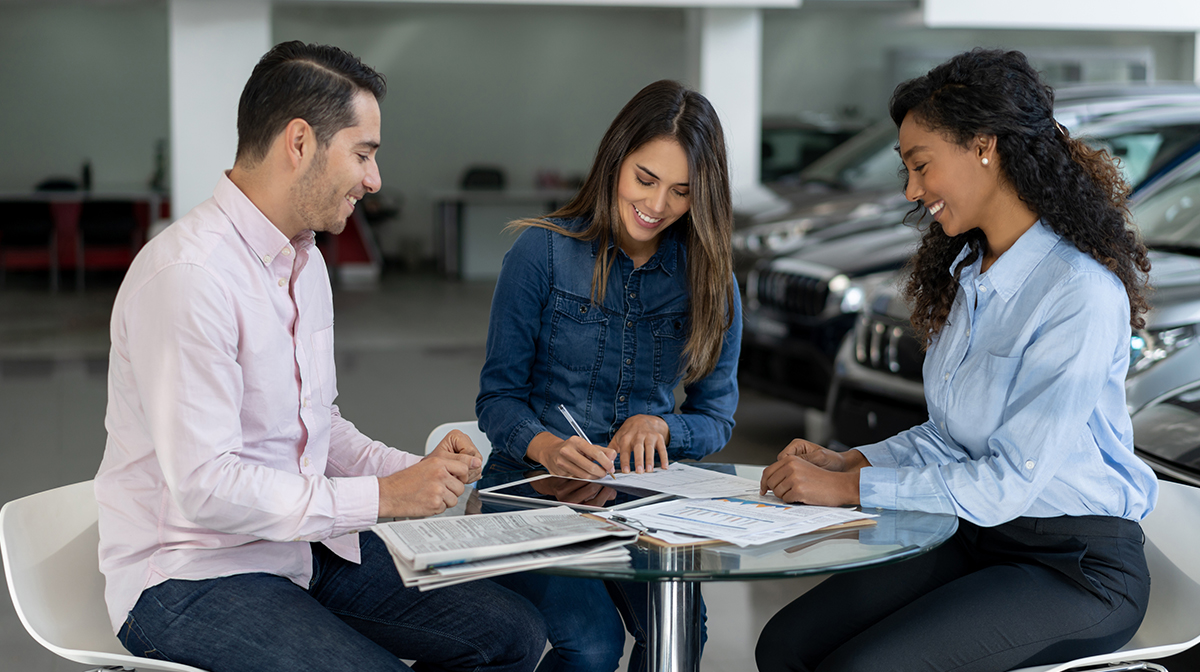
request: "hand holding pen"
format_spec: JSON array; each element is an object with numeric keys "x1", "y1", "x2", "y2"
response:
[{"x1": 558, "y1": 404, "x2": 618, "y2": 480}]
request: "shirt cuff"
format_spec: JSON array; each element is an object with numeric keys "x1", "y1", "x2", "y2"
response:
[
  {"x1": 858, "y1": 466, "x2": 898, "y2": 511},
  {"x1": 662, "y1": 414, "x2": 693, "y2": 458},
  {"x1": 857, "y1": 442, "x2": 899, "y2": 469},
  {"x1": 506, "y1": 418, "x2": 550, "y2": 467},
  {"x1": 331, "y1": 475, "x2": 382, "y2": 536}
]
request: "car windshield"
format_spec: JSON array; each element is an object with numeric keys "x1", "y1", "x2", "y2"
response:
[
  {"x1": 1083, "y1": 123, "x2": 1200, "y2": 190},
  {"x1": 762, "y1": 127, "x2": 857, "y2": 183},
  {"x1": 1133, "y1": 157, "x2": 1200, "y2": 250},
  {"x1": 798, "y1": 120, "x2": 900, "y2": 191}
]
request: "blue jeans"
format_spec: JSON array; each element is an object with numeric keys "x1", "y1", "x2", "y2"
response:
[
  {"x1": 118, "y1": 532, "x2": 547, "y2": 672},
  {"x1": 756, "y1": 515, "x2": 1150, "y2": 672},
  {"x1": 490, "y1": 569, "x2": 708, "y2": 672}
]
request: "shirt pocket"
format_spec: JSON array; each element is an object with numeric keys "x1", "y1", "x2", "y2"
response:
[
  {"x1": 549, "y1": 293, "x2": 607, "y2": 372},
  {"x1": 651, "y1": 314, "x2": 689, "y2": 384},
  {"x1": 978, "y1": 351, "x2": 1022, "y2": 379},
  {"x1": 310, "y1": 325, "x2": 338, "y2": 407}
]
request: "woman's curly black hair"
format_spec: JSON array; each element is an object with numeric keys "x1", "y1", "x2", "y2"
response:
[{"x1": 890, "y1": 49, "x2": 1151, "y2": 346}]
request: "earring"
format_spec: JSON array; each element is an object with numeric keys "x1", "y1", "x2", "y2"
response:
[{"x1": 982, "y1": 157, "x2": 989, "y2": 166}]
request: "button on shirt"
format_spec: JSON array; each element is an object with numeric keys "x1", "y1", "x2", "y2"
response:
[
  {"x1": 95, "y1": 174, "x2": 419, "y2": 632},
  {"x1": 476, "y1": 220, "x2": 741, "y2": 467},
  {"x1": 857, "y1": 221, "x2": 1158, "y2": 527}
]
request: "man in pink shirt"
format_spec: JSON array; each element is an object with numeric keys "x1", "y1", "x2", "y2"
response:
[{"x1": 94, "y1": 41, "x2": 545, "y2": 672}]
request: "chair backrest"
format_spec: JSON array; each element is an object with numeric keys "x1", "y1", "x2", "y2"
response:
[
  {"x1": 0, "y1": 481, "x2": 206, "y2": 672},
  {"x1": 1011, "y1": 479, "x2": 1200, "y2": 672},
  {"x1": 425, "y1": 421, "x2": 492, "y2": 463},
  {"x1": 1120, "y1": 479, "x2": 1200, "y2": 654}
]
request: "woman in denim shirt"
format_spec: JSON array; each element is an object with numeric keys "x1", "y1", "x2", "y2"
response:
[
  {"x1": 476, "y1": 80, "x2": 741, "y2": 671},
  {"x1": 756, "y1": 50, "x2": 1157, "y2": 672}
]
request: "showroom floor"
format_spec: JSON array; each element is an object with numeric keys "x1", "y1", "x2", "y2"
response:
[{"x1": 0, "y1": 270, "x2": 827, "y2": 672}]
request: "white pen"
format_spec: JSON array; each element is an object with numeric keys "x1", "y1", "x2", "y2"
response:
[{"x1": 557, "y1": 403, "x2": 617, "y2": 480}]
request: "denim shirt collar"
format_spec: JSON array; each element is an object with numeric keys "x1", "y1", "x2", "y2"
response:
[
  {"x1": 951, "y1": 219, "x2": 1060, "y2": 302},
  {"x1": 584, "y1": 219, "x2": 681, "y2": 277}
]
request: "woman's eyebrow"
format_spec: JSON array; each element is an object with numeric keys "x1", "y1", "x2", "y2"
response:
[{"x1": 636, "y1": 164, "x2": 689, "y2": 188}]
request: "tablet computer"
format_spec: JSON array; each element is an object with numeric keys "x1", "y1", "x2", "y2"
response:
[{"x1": 478, "y1": 472, "x2": 673, "y2": 512}]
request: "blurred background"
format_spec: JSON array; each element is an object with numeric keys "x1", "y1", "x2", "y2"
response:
[{"x1": 4, "y1": 0, "x2": 1200, "y2": 670}]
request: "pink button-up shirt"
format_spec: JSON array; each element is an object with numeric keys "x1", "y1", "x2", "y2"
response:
[{"x1": 95, "y1": 174, "x2": 420, "y2": 632}]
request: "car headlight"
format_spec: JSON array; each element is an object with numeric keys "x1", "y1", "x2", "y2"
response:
[
  {"x1": 831, "y1": 271, "x2": 896, "y2": 314},
  {"x1": 733, "y1": 219, "x2": 814, "y2": 255},
  {"x1": 1130, "y1": 325, "x2": 1197, "y2": 373}
]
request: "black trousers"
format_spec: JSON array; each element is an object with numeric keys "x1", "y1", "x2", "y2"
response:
[{"x1": 755, "y1": 515, "x2": 1150, "y2": 672}]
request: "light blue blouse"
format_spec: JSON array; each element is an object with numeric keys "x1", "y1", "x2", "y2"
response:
[{"x1": 857, "y1": 220, "x2": 1159, "y2": 526}]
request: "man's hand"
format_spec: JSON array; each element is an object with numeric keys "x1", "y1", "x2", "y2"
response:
[
  {"x1": 526, "y1": 432, "x2": 617, "y2": 480},
  {"x1": 610, "y1": 415, "x2": 670, "y2": 473},
  {"x1": 377, "y1": 451, "x2": 478, "y2": 518},
  {"x1": 760, "y1": 455, "x2": 861, "y2": 507},
  {"x1": 776, "y1": 439, "x2": 868, "y2": 473},
  {"x1": 429, "y1": 429, "x2": 483, "y2": 483}
]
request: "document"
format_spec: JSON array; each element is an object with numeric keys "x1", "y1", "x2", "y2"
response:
[
  {"x1": 577, "y1": 462, "x2": 761, "y2": 498},
  {"x1": 372, "y1": 506, "x2": 638, "y2": 570},
  {"x1": 608, "y1": 497, "x2": 877, "y2": 548},
  {"x1": 386, "y1": 537, "x2": 633, "y2": 591}
]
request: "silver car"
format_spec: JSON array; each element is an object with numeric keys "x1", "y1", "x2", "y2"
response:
[
  {"x1": 826, "y1": 148, "x2": 1200, "y2": 447},
  {"x1": 743, "y1": 103, "x2": 1200, "y2": 415}
]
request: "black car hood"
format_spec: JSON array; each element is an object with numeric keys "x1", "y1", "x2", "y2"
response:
[
  {"x1": 751, "y1": 186, "x2": 908, "y2": 225},
  {"x1": 773, "y1": 224, "x2": 922, "y2": 279}
]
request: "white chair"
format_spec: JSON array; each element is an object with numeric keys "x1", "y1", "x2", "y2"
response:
[
  {"x1": 1010, "y1": 479, "x2": 1200, "y2": 672},
  {"x1": 424, "y1": 420, "x2": 492, "y2": 463},
  {"x1": 0, "y1": 480, "x2": 207, "y2": 671}
]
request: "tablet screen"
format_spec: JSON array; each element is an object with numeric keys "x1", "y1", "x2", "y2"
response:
[{"x1": 478, "y1": 472, "x2": 671, "y2": 511}]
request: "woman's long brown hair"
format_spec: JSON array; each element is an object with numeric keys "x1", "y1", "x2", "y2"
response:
[{"x1": 511, "y1": 80, "x2": 735, "y2": 384}]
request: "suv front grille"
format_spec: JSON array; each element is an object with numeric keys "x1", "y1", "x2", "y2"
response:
[
  {"x1": 854, "y1": 313, "x2": 924, "y2": 382},
  {"x1": 754, "y1": 270, "x2": 829, "y2": 316}
]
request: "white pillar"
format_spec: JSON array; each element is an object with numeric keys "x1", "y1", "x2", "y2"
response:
[
  {"x1": 687, "y1": 7, "x2": 781, "y2": 215},
  {"x1": 169, "y1": 0, "x2": 270, "y2": 219},
  {"x1": 1195, "y1": 31, "x2": 1200, "y2": 84}
]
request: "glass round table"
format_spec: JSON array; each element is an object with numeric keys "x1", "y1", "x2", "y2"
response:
[{"x1": 471, "y1": 463, "x2": 959, "y2": 672}]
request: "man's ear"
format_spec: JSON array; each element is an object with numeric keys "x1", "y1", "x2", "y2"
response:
[{"x1": 281, "y1": 118, "x2": 315, "y2": 171}]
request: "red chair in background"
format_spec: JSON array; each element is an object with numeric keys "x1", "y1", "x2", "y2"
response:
[
  {"x1": 74, "y1": 200, "x2": 150, "y2": 290},
  {"x1": 0, "y1": 201, "x2": 59, "y2": 291}
]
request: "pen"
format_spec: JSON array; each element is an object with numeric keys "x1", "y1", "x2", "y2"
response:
[{"x1": 557, "y1": 403, "x2": 617, "y2": 480}]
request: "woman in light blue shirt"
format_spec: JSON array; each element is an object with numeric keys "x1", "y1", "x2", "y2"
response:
[{"x1": 756, "y1": 49, "x2": 1158, "y2": 672}]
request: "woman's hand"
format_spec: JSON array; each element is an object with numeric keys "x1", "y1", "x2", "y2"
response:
[
  {"x1": 776, "y1": 439, "x2": 868, "y2": 474},
  {"x1": 610, "y1": 415, "x2": 670, "y2": 473},
  {"x1": 760, "y1": 456, "x2": 861, "y2": 506},
  {"x1": 526, "y1": 432, "x2": 617, "y2": 479}
]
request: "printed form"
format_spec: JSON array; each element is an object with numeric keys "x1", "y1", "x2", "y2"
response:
[{"x1": 610, "y1": 497, "x2": 877, "y2": 547}]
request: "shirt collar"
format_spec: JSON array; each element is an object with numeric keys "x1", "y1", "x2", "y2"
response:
[
  {"x1": 213, "y1": 172, "x2": 307, "y2": 264},
  {"x1": 593, "y1": 225, "x2": 680, "y2": 276},
  {"x1": 952, "y1": 220, "x2": 1060, "y2": 301}
]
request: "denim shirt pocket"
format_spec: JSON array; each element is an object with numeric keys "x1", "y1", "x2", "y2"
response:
[
  {"x1": 651, "y1": 314, "x2": 688, "y2": 384},
  {"x1": 549, "y1": 293, "x2": 608, "y2": 372}
]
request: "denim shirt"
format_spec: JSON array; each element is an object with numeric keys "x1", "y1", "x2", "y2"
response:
[
  {"x1": 857, "y1": 220, "x2": 1158, "y2": 527},
  {"x1": 476, "y1": 219, "x2": 741, "y2": 471}
]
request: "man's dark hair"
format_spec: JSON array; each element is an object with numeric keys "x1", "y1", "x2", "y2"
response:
[{"x1": 236, "y1": 41, "x2": 386, "y2": 165}]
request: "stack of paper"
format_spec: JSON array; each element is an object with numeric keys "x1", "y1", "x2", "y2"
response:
[
  {"x1": 373, "y1": 506, "x2": 638, "y2": 590},
  {"x1": 597, "y1": 462, "x2": 761, "y2": 498},
  {"x1": 604, "y1": 497, "x2": 877, "y2": 548}
]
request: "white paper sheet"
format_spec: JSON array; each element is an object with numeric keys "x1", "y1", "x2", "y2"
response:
[
  {"x1": 575, "y1": 462, "x2": 761, "y2": 498},
  {"x1": 612, "y1": 497, "x2": 876, "y2": 547},
  {"x1": 372, "y1": 505, "x2": 636, "y2": 569}
]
